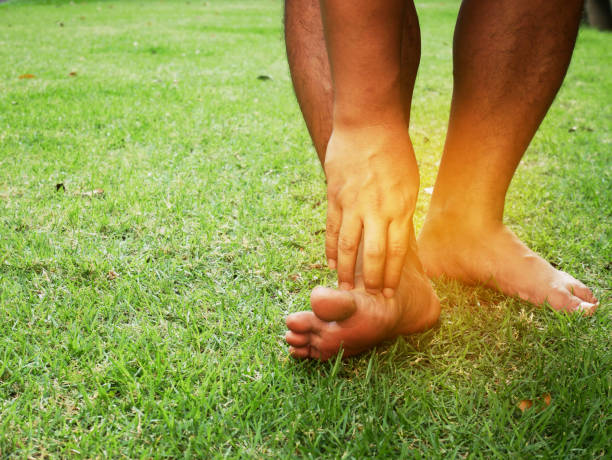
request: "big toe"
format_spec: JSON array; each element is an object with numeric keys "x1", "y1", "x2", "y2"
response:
[{"x1": 310, "y1": 286, "x2": 357, "y2": 322}]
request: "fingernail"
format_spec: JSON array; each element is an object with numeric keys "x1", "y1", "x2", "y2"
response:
[
  {"x1": 339, "y1": 282, "x2": 352, "y2": 290},
  {"x1": 328, "y1": 259, "x2": 337, "y2": 269},
  {"x1": 383, "y1": 288, "x2": 394, "y2": 298}
]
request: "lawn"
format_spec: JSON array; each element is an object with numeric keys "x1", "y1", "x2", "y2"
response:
[{"x1": 0, "y1": 0, "x2": 610, "y2": 457}]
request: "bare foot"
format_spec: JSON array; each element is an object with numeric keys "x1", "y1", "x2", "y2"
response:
[
  {"x1": 418, "y1": 216, "x2": 598, "y2": 314},
  {"x1": 285, "y1": 248, "x2": 440, "y2": 361}
]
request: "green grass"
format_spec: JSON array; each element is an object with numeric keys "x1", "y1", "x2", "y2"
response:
[{"x1": 0, "y1": 0, "x2": 610, "y2": 457}]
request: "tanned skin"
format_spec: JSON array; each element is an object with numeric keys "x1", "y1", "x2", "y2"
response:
[{"x1": 284, "y1": 0, "x2": 597, "y2": 361}]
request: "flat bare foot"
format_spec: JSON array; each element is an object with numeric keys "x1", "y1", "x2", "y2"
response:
[
  {"x1": 285, "y1": 249, "x2": 440, "y2": 361},
  {"x1": 418, "y1": 216, "x2": 598, "y2": 314}
]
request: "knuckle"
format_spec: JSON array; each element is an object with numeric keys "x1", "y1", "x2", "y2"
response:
[
  {"x1": 326, "y1": 220, "x2": 340, "y2": 235},
  {"x1": 370, "y1": 193, "x2": 384, "y2": 209},
  {"x1": 395, "y1": 195, "x2": 409, "y2": 211},
  {"x1": 389, "y1": 191, "x2": 416, "y2": 214},
  {"x1": 338, "y1": 237, "x2": 358, "y2": 253},
  {"x1": 388, "y1": 242, "x2": 407, "y2": 257},
  {"x1": 364, "y1": 246, "x2": 384, "y2": 259}
]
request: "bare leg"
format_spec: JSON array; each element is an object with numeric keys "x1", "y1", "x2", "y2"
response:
[
  {"x1": 284, "y1": 0, "x2": 421, "y2": 164},
  {"x1": 284, "y1": 0, "x2": 332, "y2": 164},
  {"x1": 284, "y1": 0, "x2": 439, "y2": 360},
  {"x1": 419, "y1": 0, "x2": 598, "y2": 313}
]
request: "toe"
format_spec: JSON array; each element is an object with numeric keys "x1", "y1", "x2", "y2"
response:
[
  {"x1": 310, "y1": 286, "x2": 357, "y2": 322},
  {"x1": 568, "y1": 282, "x2": 597, "y2": 304},
  {"x1": 547, "y1": 287, "x2": 580, "y2": 312},
  {"x1": 550, "y1": 290, "x2": 597, "y2": 315},
  {"x1": 307, "y1": 347, "x2": 328, "y2": 361},
  {"x1": 309, "y1": 335, "x2": 344, "y2": 361},
  {"x1": 289, "y1": 346, "x2": 310, "y2": 359},
  {"x1": 285, "y1": 311, "x2": 316, "y2": 333},
  {"x1": 576, "y1": 300, "x2": 598, "y2": 316},
  {"x1": 285, "y1": 331, "x2": 310, "y2": 347}
]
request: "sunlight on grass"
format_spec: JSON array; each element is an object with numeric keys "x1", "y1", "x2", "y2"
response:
[{"x1": 0, "y1": 0, "x2": 610, "y2": 457}]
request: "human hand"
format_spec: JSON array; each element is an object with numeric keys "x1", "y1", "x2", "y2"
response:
[{"x1": 323, "y1": 122, "x2": 419, "y2": 298}]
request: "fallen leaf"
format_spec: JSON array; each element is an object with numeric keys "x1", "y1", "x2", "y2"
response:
[
  {"x1": 19, "y1": 74, "x2": 35, "y2": 79},
  {"x1": 56, "y1": 183, "x2": 65, "y2": 191},
  {"x1": 69, "y1": 71, "x2": 77, "y2": 77},
  {"x1": 542, "y1": 393, "x2": 551, "y2": 406},
  {"x1": 308, "y1": 263, "x2": 324, "y2": 270},
  {"x1": 81, "y1": 188, "x2": 104, "y2": 197},
  {"x1": 568, "y1": 126, "x2": 577, "y2": 132},
  {"x1": 517, "y1": 399, "x2": 533, "y2": 412},
  {"x1": 107, "y1": 270, "x2": 119, "y2": 280},
  {"x1": 257, "y1": 75, "x2": 272, "y2": 81},
  {"x1": 289, "y1": 274, "x2": 301, "y2": 281}
]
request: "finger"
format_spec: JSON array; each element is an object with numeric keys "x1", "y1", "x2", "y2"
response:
[
  {"x1": 382, "y1": 220, "x2": 410, "y2": 298},
  {"x1": 362, "y1": 219, "x2": 387, "y2": 294},
  {"x1": 336, "y1": 215, "x2": 362, "y2": 290},
  {"x1": 325, "y1": 200, "x2": 342, "y2": 270}
]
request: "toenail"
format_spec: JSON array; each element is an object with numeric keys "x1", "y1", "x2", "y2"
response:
[
  {"x1": 328, "y1": 259, "x2": 337, "y2": 269},
  {"x1": 383, "y1": 288, "x2": 394, "y2": 298},
  {"x1": 577, "y1": 302, "x2": 597, "y2": 315}
]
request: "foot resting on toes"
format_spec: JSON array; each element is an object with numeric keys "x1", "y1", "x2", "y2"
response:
[
  {"x1": 418, "y1": 216, "x2": 598, "y2": 314},
  {"x1": 285, "y1": 248, "x2": 440, "y2": 361}
]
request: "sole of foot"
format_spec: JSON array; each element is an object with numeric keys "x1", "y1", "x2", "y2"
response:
[
  {"x1": 285, "y1": 254, "x2": 440, "y2": 361},
  {"x1": 417, "y1": 217, "x2": 598, "y2": 315}
]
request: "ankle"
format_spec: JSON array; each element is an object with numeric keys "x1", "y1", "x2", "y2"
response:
[
  {"x1": 426, "y1": 183, "x2": 506, "y2": 231},
  {"x1": 423, "y1": 205, "x2": 504, "y2": 235}
]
